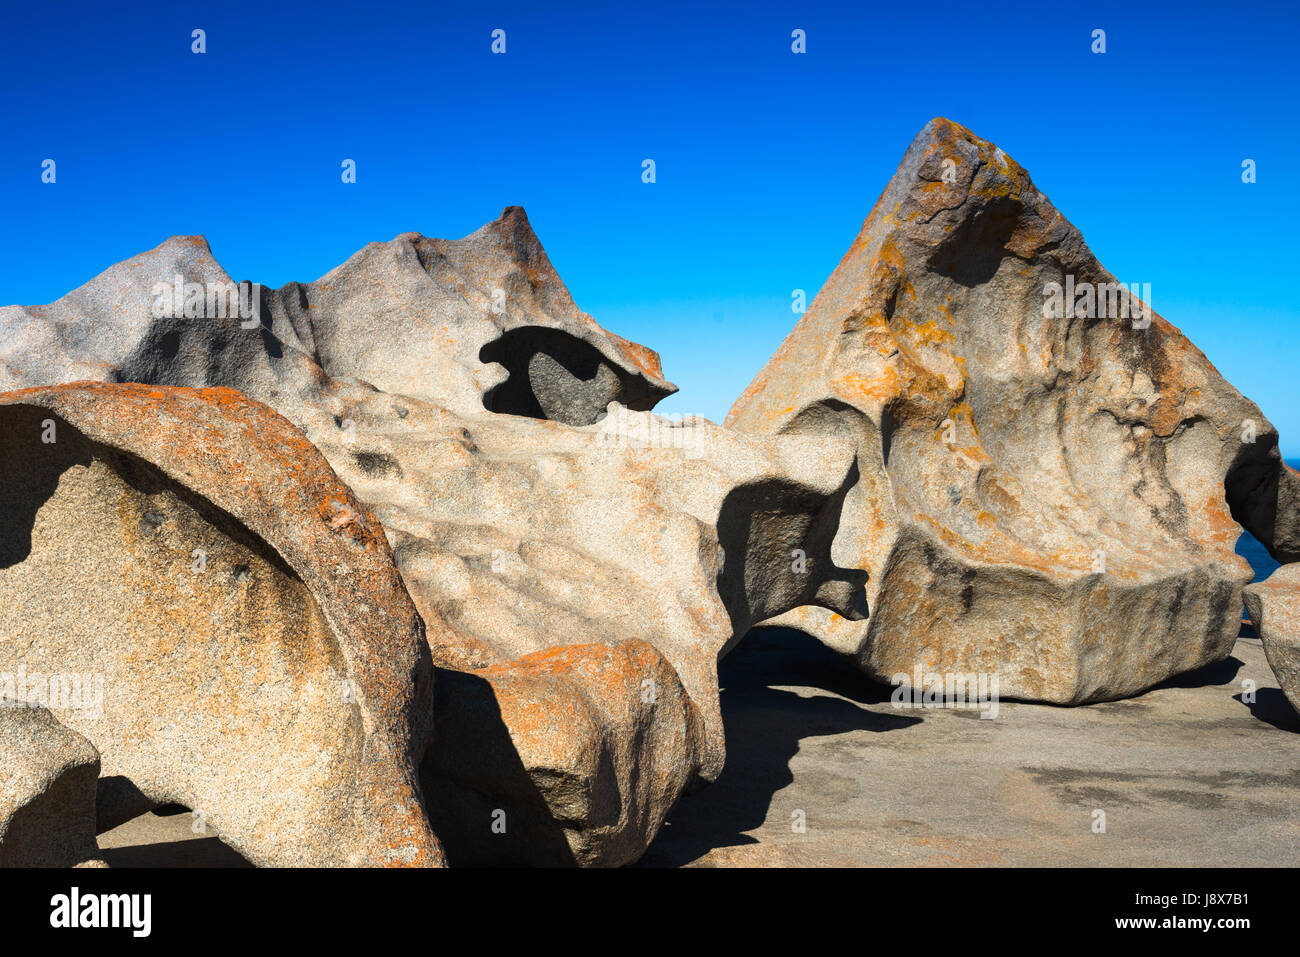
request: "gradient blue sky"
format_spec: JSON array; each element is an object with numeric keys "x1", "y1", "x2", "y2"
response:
[{"x1": 3, "y1": 0, "x2": 1296, "y2": 452}]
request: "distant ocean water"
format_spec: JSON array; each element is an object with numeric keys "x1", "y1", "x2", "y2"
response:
[{"x1": 1235, "y1": 458, "x2": 1299, "y2": 584}]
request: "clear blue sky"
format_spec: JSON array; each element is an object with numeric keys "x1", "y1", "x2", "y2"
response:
[{"x1": 2, "y1": 0, "x2": 1296, "y2": 453}]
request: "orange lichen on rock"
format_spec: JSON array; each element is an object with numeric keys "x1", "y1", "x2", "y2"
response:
[
  {"x1": 0, "y1": 382, "x2": 442, "y2": 866},
  {"x1": 729, "y1": 117, "x2": 1280, "y2": 705}
]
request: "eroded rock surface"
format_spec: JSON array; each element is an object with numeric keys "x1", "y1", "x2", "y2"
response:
[
  {"x1": 0, "y1": 207, "x2": 673, "y2": 424},
  {"x1": 424, "y1": 641, "x2": 703, "y2": 867},
  {"x1": 0, "y1": 383, "x2": 442, "y2": 866},
  {"x1": 0, "y1": 212, "x2": 865, "y2": 864},
  {"x1": 0, "y1": 707, "x2": 103, "y2": 867},
  {"x1": 314, "y1": 396, "x2": 863, "y2": 862},
  {"x1": 728, "y1": 117, "x2": 1297, "y2": 704},
  {"x1": 1245, "y1": 564, "x2": 1300, "y2": 716},
  {"x1": 312, "y1": 399, "x2": 864, "y2": 779}
]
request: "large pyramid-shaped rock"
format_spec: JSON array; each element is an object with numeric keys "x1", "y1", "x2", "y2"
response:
[{"x1": 728, "y1": 118, "x2": 1299, "y2": 704}]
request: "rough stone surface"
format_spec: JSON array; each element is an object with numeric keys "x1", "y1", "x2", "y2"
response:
[
  {"x1": 348, "y1": 400, "x2": 863, "y2": 860},
  {"x1": 310, "y1": 400, "x2": 865, "y2": 783},
  {"x1": 423, "y1": 640, "x2": 703, "y2": 867},
  {"x1": 0, "y1": 706, "x2": 104, "y2": 867},
  {"x1": 1244, "y1": 563, "x2": 1300, "y2": 715},
  {"x1": 728, "y1": 117, "x2": 1297, "y2": 704},
  {"x1": 92, "y1": 627, "x2": 1300, "y2": 869},
  {"x1": 0, "y1": 382, "x2": 442, "y2": 867},
  {"x1": 8, "y1": 153, "x2": 1290, "y2": 867},
  {"x1": 0, "y1": 207, "x2": 674, "y2": 424},
  {"x1": 0, "y1": 212, "x2": 867, "y2": 863}
]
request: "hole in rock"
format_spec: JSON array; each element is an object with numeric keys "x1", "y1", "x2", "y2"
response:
[
  {"x1": 97, "y1": 802, "x2": 254, "y2": 868},
  {"x1": 480, "y1": 326, "x2": 663, "y2": 426},
  {"x1": 926, "y1": 195, "x2": 1023, "y2": 287}
]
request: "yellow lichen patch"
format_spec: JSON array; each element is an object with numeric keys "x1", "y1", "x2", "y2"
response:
[
  {"x1": 897, "y1": 317, "x2": 955, "y2": 350},
  {"x1": 833, "y1": 366, "x2": 902, "y2": 406},
  {"x1": 878, "y1": 237, "x2": 906, "y2": 271}
]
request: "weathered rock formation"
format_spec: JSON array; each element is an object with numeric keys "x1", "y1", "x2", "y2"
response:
[
  {"x1": 1232, "y1": 463, "x2": 1300, "y2": 565},
  {"x1": 0, "y1": 707, "x2": 104, "y2": 867},
  {"x1": 424, "y1": 641, "x2": 703, "y2": 866},
  {"x1": 0, "y1": 210, "x2": 863, "y2": 865},
  {"x1": 1244, "y1": 564, "x2": 1300, "y2": 715},
  {"x1": 7, "y1": 133, "x2": 1291, "y2": 866},
  {"x1": 0, "y1": 207, "x2": 673, "y2": 425},
  {"x1": 0, "y1": 382, "x2": 443, "y2": 866},
  {"x1": 728, "y1": 117, "x2": 1298, "y2": 704}
]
